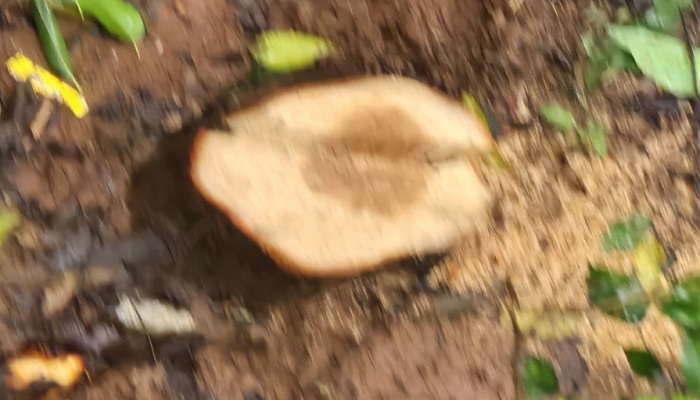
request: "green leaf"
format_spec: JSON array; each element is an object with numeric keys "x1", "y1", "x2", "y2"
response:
[
  {"x1": 661, "y1": 275, "x2": 700, "y2": 330},
  {"x1": 252, "y1": 30, "x2": 335, "y2": 74},
  {"x1": 602, "y1": 214, "x2": 652, "y2": 252},
  {"x1": 588, "y1": 265, "x2": 650, "y2": 323},
  {"x1": 624, "y1": 349, "x2": 662, "y2": 379},
  {"x1": 0, "y1": 209, "x2": 21, "y2": 246},
  {"x1": 645, "y1": 0, "x2": 694, "y2": 32},
  {"x1": 608, "y1": 24, "x2": 700, "y2": 98},
  {"x1": 682, "y1": 331, "x2": 700, "y2": 396},
  {"x1": 522, "y1": 357, "x2": 559, "y2": 399},
  {"x1": 632, "y1": 232, "x2": 667, "y2": 294},
  {"x1": 539, "y1": 104, "x2": 577, "y2": 131},
  {"x1": 31, "y1": 0, "x2": 81, "y2": 90},
  {"x1": 577, "y1": 118, "x2": 607, "y2": 158},
  {"x1": 581, "y1": 30, "x2": 640, "y2": 89}
]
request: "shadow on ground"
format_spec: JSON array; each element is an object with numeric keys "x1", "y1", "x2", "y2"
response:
[{"x1": 125, "y1": 71, "x2": 356, "y2": 309}]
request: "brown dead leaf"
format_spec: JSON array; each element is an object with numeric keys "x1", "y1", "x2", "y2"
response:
[
  {"x1": 5, "y1": 351, "x2": 84, "y2": 390},
  {"x1": 42, "y1": 272, "x2": 79, "y2": 318}
]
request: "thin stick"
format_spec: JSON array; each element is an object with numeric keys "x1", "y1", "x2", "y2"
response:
[{"x1": 681, "y1": 7, "x2": 700, "y2": 197}]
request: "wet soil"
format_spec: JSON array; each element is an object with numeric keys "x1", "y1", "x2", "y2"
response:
[{"x1": 0, "y1": 0, "x2": 696, "y2": 398}]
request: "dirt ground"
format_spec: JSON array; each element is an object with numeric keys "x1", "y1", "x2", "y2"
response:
[{"x1": 0, "y1": 0, "x2": 697, "y2": 398}]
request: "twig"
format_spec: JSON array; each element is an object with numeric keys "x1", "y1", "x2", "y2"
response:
[{"x1": 680, "y1": 6, "x2": 700, "y2": 197}]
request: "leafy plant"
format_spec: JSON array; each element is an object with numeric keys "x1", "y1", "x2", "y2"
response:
[
  {"x1": 55, "y1": 0, "x2": 146, "y2": 44},
  {"x1": 588, "y1": 265, "x2": 650, "y2": 323},
  {"x1": 624, "y1": 349, "x2": 662, "y2": 380},
  {"x1": 539, "y1": 104, "x2": 577, "y2": 131},
  {"x1": 538, "y1": 104, "x2": 608, "y2": 158},
  {"x1": 608, "y1": 24, "x2": 700, "y2": 97},
  {"x1": 661, "y1": 276, "x2": 700, "y2": 331},
  {"x1": 522, "y1": 357, "x2": 559, "y2": 399},
  {"x1": 577, "y1": 118, "x2": 607, "y2": 158},
  {"x1": 644, "y1": 0, "x2": 694, "y2": 32},
  {"x1": 683, "y1": 331, "x2": 700, "y2": 396},
  {"x1": 602, "y1": 214, "x2": 652, "y2": 252},
  {"x1": 581, "y1": 30, "x2": 639, "y2": 88}
]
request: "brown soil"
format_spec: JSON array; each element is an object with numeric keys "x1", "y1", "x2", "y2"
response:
[{"x1": 0, "y1": 0, "x2": 696, "y2": 398}]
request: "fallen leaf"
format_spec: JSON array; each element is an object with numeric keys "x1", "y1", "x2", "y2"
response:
[
  {"x1": 5, "y1": 351, "x2": 84, "y2": 390},
  {"x1": 251, "y1": 30, "x2": 335, "y2": 73},
  {"x1": 41, "y1": 271, "x2": 79, "y2": 317},
  {"x1": 0, "y1": 208, "x2": 21, "y2": 246},
  {"x1": 115, "y1": 296, "x2": 196, "y2": 336},
  {"x1": 661, "y1": 275, "x2": 700, "y2": 330},
  {"x1": 632, "y1": 232, "x2": 668, "y2": 295}
]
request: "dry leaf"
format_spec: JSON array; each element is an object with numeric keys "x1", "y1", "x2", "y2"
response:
[
  {"x1": 5, "y1": 351, "x2": 84, "y2": 390},
  {"x1": 41, "y1": 272, "x2": 78, "y2": 317},
  {"x1": 115, "y1": 296, "x2": 196, "y2": 336},
  {"x1": 515, "y1": 310, "x2": 586, "y2": 339}
]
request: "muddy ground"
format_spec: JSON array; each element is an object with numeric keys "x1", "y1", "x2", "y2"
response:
[{"x1": 0, "y1": 0, "x2": 697, "y2": 398}]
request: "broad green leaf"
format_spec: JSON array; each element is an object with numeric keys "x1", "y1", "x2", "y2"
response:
[
  {"x1": 514, "y1": 310, "x2": 585, "y2": 340},
  {"x1": 624, "y1": 349, "x2": 662, "y2": 379},
  {"x1": 608, "y1": 24, "x2": 700, "y2": 98},
  {"x1": 632, "y1": 232, "x2": 668, "y2": 294},
  {"x1": 522, "y1": 357, "x2": 559, "y2": 399},
  {"x1": 31, "y1": 0, "x2": 81, "y2": 91},
  {"x1": 602, "y1": 214, "x2": 651, "y2": 252},
  {"x1": 682, "y1": 331, "x2": 700, "y2": 396},
  {"x1": 0, "y1": 209, "x2": 21, "y2": 246},
  {"x1": 588, "y1": 265, "x2": 650, "y2": 323},
  {"x1": 661, "y1": 275, "x2": 700, "y2": 330},
  {"x1": 539, "y1": 104, "x2": 577, "y2": 131},
  {"x1": 645, "y1": 0, "x2": 694, "y2": 32},
  {"x1": 252, "y1": 30, "x2": 335, "y2": 73}
]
